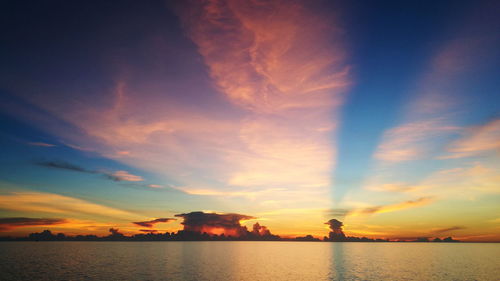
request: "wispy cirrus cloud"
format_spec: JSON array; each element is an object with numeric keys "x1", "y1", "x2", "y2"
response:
[
  {"x1": 372, "y1": 25, "x2": 499, "y2": 165},
  {"x1": 442, "y1": 118, "x2": 500, "y2": 159},
  {"x1": 173, "y1": 0, "x2": 349, "y2": 195},
  {"x1": 419, "y1": 162, "x2": 500, "y2": 196},
  {"x1": 7, "y1": 0, "x2": 350, "y2": 214},
  {"x1": 375, "y1": 119, "x2": 460, "y2": 162},
  {"x1": 177, "y1": 0, "x2": 349, "y2": 113},
  {"x1": 363, "y1": 22, "x2": 500, "y2": 213}
]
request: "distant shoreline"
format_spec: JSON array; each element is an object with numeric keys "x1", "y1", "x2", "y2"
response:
[{"x1": 2, "y1": 240, "x2": 499, "y2": 243}]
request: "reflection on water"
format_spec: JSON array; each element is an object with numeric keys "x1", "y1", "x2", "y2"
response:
[{"x1": 1, "y1": 242, "x2": 499, "y2": 280}]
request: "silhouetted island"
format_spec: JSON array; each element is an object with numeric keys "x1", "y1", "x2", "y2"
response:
[{"x1": 0, "y1": 212, "x2": 460, "y2": 242}]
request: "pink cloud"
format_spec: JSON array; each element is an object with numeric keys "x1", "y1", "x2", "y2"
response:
[
  {"x1": 28, "y1": 142, "x2": 56, "y2": 147},
  {"x1": 109, "y1": 171, "x2": 143, "y2": 182},
  {"x1": 443, "y1": 119, "x2": 500, "y2": 159}
]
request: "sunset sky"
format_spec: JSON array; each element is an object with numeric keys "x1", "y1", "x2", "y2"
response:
[{"x1": 1, "y1": 0, "x2": 499, "y2": 241}]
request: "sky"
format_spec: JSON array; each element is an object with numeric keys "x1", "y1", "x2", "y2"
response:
[{"x1": 0, "y1": 0, "x2": 499, "y2": 241}]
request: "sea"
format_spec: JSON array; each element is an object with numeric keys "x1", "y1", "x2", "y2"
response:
[{"x1": 1, "y1": 241, "x2": 499, "y2": 280}]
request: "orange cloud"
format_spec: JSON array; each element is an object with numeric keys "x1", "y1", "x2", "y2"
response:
[
  {"x1": 347, "y1": 197, "x2": 435, "y2": 217},
  {"x1": 0, "y1": 217, "x2": 66, "y2": 231},
  {"x1": 133, "y1": 218, "x2": 176, "y2": 228},
  {"x1": 0, "y1": 191, "x2": 141, "y2": 220}
]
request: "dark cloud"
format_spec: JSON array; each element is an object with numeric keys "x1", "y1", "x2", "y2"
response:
[
  {"x1": 325, "y1": 219, "x2": 343, "y2": 232},
  {"x1": 325, "y1": 219, "x2": 346, "y2": 241},
  {"x1": 133, "y1": 218, "x2": 176, "y2": 228},
  {"x1": 252, "y1": 222, "x2": 271, "y2": 236},
  {"x1": 139, "y1": 229, "x2": 158, "y2": 233},
  {"x1": 175, "y1": 211, "x2": 254, "y2": 237},
  {"x1": 108, "y1": 228, "x2": 122, "y2": 236},
  {"x1": 36, "y1": 160, "x2": 95, "y2": 173},
  {"x1": 105, "y1": 174, "x2": 126, "y2": 181},
  {"x1": 432, "y1": 226, "x2": 466, "y2": 234},
  {"x1": 0, "y1": 217, "x2": 66, "y2": 230},
  {"x1": 36, "y1": 160, "x2": 147, "y2": 183},
  {"x1": 327, "y1": 208, "x2": 351, "y2": 218}
]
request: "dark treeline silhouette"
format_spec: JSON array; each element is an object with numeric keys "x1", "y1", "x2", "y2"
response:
[
  {"x1": 0, "y1": 228, "x2": 281, "y2": 242},
  {"x1": 0, "y1": 214, "x2": 460, "y2": 242},
  {"x1": 321, "y1": 219, "x2": 459, "y2": 242}
]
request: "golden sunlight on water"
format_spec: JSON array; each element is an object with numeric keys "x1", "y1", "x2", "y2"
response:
[{"x1": 1, "y1": 242, "x2": 499, "y2": 280}]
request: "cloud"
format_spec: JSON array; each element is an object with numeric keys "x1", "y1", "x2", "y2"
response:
[
  {"x1": 4, "y1": 0, "x2": 350, "y2": 216},
  {"x1": 0, "y1": 191, "x2": 141, "y2": 220},
  {"x1": 327, "y1": 208, "x2": 351, "y2": 218},
  {"x1": 28, "y1": 142, "x2": 56, "y2": 147},
  {"x1": 324, "y1": 218, "x2": 346, "y2": 241},
  {"x1": 0, "y1": 217, "x2": 66, "y2": 231},
  {"x1": 372, "y1": 29, "x2": 497, "y2": 165},
  {"x1": 431, "y1": 226, "x2": 466, "y2": 234},
  {"x1": 175, "y1": 211, "x2": 254, "y2": 236},
  {"x1": 36, "y1": 160, "x2": 95, "y2": 174},
  {"x1": 106, "y1": 170, "x2": 144, "y2": 182},
  {"x1": 334, "y1": 197, "x2": 435, "y2": 217},
  {"x1": 36, "y1": 160, "x2": 144, "y2": 182},
  {"x1": 374, "y1": 119, "x2": 459, "y2": 162},
  {"x1": 353, "y1": 197, "x2": 434, "y2": 216},
  {"x1": 325, "y1": 219, "x2": 344, "y2": 232},
  {"x1": 132, "y1": 218, "x2": 176, "y2": 228},
  {"x1": 108, "y1": 228, "x2": 122, "y2": 236},
  {"x1": 251, "y1": 222, "x2": 271, "y2": 236},
  {"x1": 365, "y1": 182, "x2": 418, "y2": 193},
  {"x1": 419, "y1": 162, "x2": 500, "y2": 195},
  {"x1": 176, "y1": 0, "x2": 349, "y2": 113},
  {"x1": 139, "y1": 229, "x2": 158, "y2": 233},
  {"x1": 442, "y1": 119, "x2": 500, "y2": 159}
]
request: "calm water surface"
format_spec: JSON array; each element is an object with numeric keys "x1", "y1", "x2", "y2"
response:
[{"x1": 1, "y1": 242, "x2": 499, "y2": 280}]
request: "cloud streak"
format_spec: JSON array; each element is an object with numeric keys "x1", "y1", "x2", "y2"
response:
[
  {"x1": 36, "y1": 160, "x2": 95, "y2": 174},
  {"x1": 37, "y1": 160, "x2": 144, "y2": 182},
  {"x1": 329, "y1": 197, "x2": 435, "y2": 217},
  {"x1": 106, "y1": 170, "x2": 144, "y2": 182},
  {"x1": 133, "y1": 218, "x2": 176, "y2": 228},
  {"x1": 0, "y1": 191, "x2": 141, "y2": 220},
  {"x1": 375, "y1": 119, "x2": 459, "y2": 162},
  {"x1": 28, "y1": 142, "x2": 56, "y2": 147},
  {"x1": 0, "y1": 217, "x2": 66, "y2": 231},
  {"x1": 432, "y1": 226, "x2": 466, "y2": 234}
]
